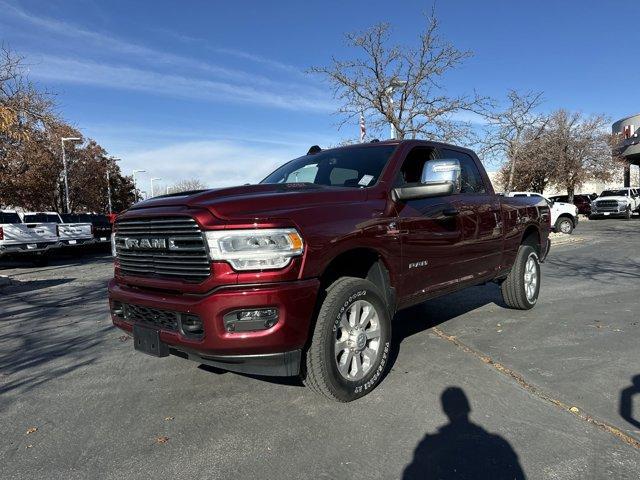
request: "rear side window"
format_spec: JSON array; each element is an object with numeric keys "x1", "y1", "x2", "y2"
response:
[
  {"x1": 0, "y1": 212, "x2": 21, "y2": 223},
  {"x1": 440, "y1": 149, "x2": 486, "y2": 194}
]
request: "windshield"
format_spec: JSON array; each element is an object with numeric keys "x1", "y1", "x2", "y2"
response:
[
  {"x1": 601, "y1": 190, "x2": 628, "y2": 197},
  {"x1": 24, "y1": 213, "x2": 61, "y2": 223},
  {"x1": 260, "y1": 145, "x2": 396, "y2": 188},
  {"x1": 0, "y1": 212, "x2": 22, "y2": 224}
]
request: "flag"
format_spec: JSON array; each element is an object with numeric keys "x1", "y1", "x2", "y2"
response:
[{"x1": 359, "y1": 112, "x2": 366, "y2": 143}]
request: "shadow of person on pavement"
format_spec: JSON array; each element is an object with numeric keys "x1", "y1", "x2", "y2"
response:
[
  {"x1": 402, "y1": 387, "x2": 526, "y2": 480},
  {"x1": 619, "y1": 375, "x2": 640, "y2": 429}
]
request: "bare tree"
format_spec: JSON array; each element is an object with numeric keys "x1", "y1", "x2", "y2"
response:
[
  {"x1": 496, "y1": 127, "x2": 555, "y2": 193},
  {"x1": 480, "y1": 90, "x2": 546, "y2": 192},
  {"x1": 544, "y1": 110, "x2": 618, "y2": 201},
  {"x1": 310, "y1": 11, "x2": 487, "y2": 142},
  {"x1": 169, "y1": 178, "x2": 209, "y2": 194}
]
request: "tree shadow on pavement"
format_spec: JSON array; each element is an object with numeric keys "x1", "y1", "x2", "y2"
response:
[
  {"x1": 619, "y1": 375, "x2": 640, "y2": 430},
  {"x1": 402, "y1": 387, "x2": 526, "y2": 480},
  {"x1": 0, "y1": 278, "x2": 115, "y2": 405},
  {"x1": 545, "y1": 257, "x2": 640, "y2": 281},
  {"x1": 388, "y1": 283, "x2": 505, "y2": 372}
]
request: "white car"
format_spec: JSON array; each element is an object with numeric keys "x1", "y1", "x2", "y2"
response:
[
  {"x1": 22, "y1": 212, "x2": 94, "y2": 246},
  {"x1": 590, "y1": 188, "x2": 640, "y2": 219},
  {"x1": 506, "y1": 191, "x2": 579, "y2": 234},
  {"x1": 0, "y1": 210, "x2": 60, "y2": 264}
]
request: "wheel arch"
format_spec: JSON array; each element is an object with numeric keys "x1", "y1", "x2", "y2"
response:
[
  {"x1": 319, "y1": 247, "x2": 396, "y2": 317},
  {"x1": 521, "y1": 225, "x2": 542, "y2": 256}
]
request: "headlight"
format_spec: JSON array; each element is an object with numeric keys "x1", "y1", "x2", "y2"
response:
[{"x1": 204, "y1": 228, "x2": 303, "y2": 271}]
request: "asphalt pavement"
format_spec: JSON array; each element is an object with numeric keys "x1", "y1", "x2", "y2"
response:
[{"x1": 1, "y1": 219, "x2": 639, "y2": 479}]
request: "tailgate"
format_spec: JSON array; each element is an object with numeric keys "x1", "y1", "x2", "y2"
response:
[
  {"x1": 25, "y1": 222, "x2": 59, "y2": 241},
  {"x1": 59, "y1": 223, "x2": 93, "y2": 239},
  {"x1": 1, "y1": 224, "x2": 41, "y2": 244}
]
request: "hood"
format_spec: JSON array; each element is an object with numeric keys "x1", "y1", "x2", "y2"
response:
[
  {"x1": 594, "y1": 196, "x2": 629, "y2": 203},
  {"x1": 553, "y1": 201, "x2": 574, "y2": 208},
  {"x1": 129, "y1": 183, "x2": 367, "y2": 220}
]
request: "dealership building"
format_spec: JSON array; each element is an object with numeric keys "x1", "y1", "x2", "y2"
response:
[{"x1": 613, "y1": 113, "x2": 640, "y2": 187}]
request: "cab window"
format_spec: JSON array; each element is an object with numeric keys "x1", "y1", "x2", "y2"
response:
[{"x1": 440, "y1": 149, "x2": 486, "y2": 194}]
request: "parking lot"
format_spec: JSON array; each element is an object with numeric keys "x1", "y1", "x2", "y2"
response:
[{"x1": 1, "y1": 219, "x2": 639, "y2": 479}]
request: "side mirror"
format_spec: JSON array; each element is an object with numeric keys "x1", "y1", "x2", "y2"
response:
[
  {"x1": 393, "y1": 181, "x2": 455, "y2": 201},
  {"x1": 392, "y1": 159, "x2": 461, "y2": 201},
  {"x1": 421, "y1": 159, "x2": 461, "y2": 186}
]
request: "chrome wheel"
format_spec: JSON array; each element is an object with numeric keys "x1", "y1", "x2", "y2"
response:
[
  {"x1": 334, "y1": 300, "x2": 381, "y2": 381},
  {"x1": 559, "y1": 219, "x2": 572, "y2": 233},
  {"x1": 524, "y1": 254, "x2": 538, "y2": 302}
]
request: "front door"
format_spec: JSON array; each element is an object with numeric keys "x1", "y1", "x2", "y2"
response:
[
  {"x1": 394, "y1": 147, "x2": 463, "y2": 304},
  {"x1": 439, "y1": 148, "x2": 503, "y2": 283}
]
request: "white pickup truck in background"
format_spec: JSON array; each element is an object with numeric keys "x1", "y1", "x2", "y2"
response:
[
  {"x1": 0, "y1": 210, "x2": 60, "y2": 265},
  {"x1": 506, "y1": 191, "x2": 579, "y2": 234},
  {"x1": 590, "y1": 188, "x2": 640, "y2": 219},
  {"x1": 23, "y1": 212, "x2": 94, "y2": 246}
]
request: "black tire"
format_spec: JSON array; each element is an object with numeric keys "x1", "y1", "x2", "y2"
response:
[
  {"x1": 555, "y1": 216, "x2": 574, "y2": 234},
  {"x1": 624, "y1": 208, "x2": 632, "y2": 220},
  {"x1": 501, "y1": 245, "x2": 540, "y2": 310},
  {"x1": 302, "y1": 277, "x2": 391, "y2": 402}
]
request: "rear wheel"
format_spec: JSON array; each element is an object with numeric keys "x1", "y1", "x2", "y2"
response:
[
  {"x1": 555, "y1": 216, "x2": 574, "y2": 234},
  {"x1": 501, "y1": 245, "x2": 540, "y2": 310},
  {"x1": 302, "y1": 277, "x2": 391, "y2": 402}
]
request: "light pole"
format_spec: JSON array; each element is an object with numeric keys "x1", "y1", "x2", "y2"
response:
[
  {"x1": 150, "y1": 178, "x2": 162, "y2": 198},
  {"x1": 106, "y1": 157, "x2": 121, "y2": 214},
  {"x1": 61, "y1": 137, "x2": 82, "y2": 213},
  {"x1": 132, "y1": 169, "x2": 146, "y2": 202},
  {"x1": 385, "y1": 79, "x2": 407, "y2": 140}
]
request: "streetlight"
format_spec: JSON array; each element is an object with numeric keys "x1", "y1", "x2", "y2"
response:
[
  {"x1": 106, "y1": 157, "x2": 121, "y2": 214},
  {"x1": 132, "y1": 169, "x2": 146, "y2": 202},
  {"x1": 385, "y1": 79, "x2": 407, "y2": 140},
  {"x1": 150, "y1": 178, "x2": 162, "y2": 198},
  {"x1": 61, "y1": 137, "x2": 82, "y2": 213}
]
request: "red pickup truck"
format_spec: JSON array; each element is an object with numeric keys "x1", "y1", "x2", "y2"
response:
[{"x1": 109, "y1": 140, "x2": 550, "y2": 401}]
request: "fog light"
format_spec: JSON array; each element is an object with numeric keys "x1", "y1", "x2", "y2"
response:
[
  {"x1": 180, "y1": 314, "x2": 204, "y2": 337},
  {"x1": 111, "y1": 301, "x2": 124, "y2": 318},
  {"x1": 223, "y1": 308, "x2": 279, "y2": 332}
]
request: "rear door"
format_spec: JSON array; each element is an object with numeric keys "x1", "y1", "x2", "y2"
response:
[{"x1": 439, "y1": 148, "x2": 503, "y2": 283}]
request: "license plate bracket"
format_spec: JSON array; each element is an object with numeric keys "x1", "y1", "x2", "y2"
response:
[{"x1": 133, "y1": 324, "x2": 169, "y2": 357}]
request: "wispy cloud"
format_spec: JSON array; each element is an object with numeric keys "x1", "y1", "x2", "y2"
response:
[
  {"x1": 28, "y1": 54, "x2": 333, "y2": 111},
  {"x1": 1, "y1": 0, "x2": 332, "y2": 112},
  {"x1": 125, "y1": 139, "x2": 299, "y2": 188}
]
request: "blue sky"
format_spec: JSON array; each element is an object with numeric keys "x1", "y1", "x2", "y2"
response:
[{"x1": 1, "y1": 0, "x2": 638, "y2": 190}]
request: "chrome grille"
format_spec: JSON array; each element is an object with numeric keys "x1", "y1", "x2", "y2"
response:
[
  {"x1": 115, "y1": 217, "x2": 210, "y2": 282},
  {"x1": 594, "y1": 200, "x2": 620, "y2": 211}
]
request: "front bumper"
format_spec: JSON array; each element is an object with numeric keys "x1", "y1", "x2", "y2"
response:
[{"x1": 108, "y1": 278, "x2": 320, "y2": 376}]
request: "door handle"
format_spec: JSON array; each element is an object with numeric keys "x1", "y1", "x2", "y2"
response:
[{"x1": 442, "y1": 208, "x2": 459, "y2": 217}]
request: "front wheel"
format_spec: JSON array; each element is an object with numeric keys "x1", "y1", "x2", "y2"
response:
[
  {"x1": 501, "y1": 245, "x2": 540, "y2": 310},
  {"x1": 624, "y1": 208, "x2": 632, "y2": 220},
  {"x1": 302, "y1": 277, "x2": 391, "y2": 402},
  {"x1": 555, "y1": 216, "x2": 574, "y2": 234}
]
